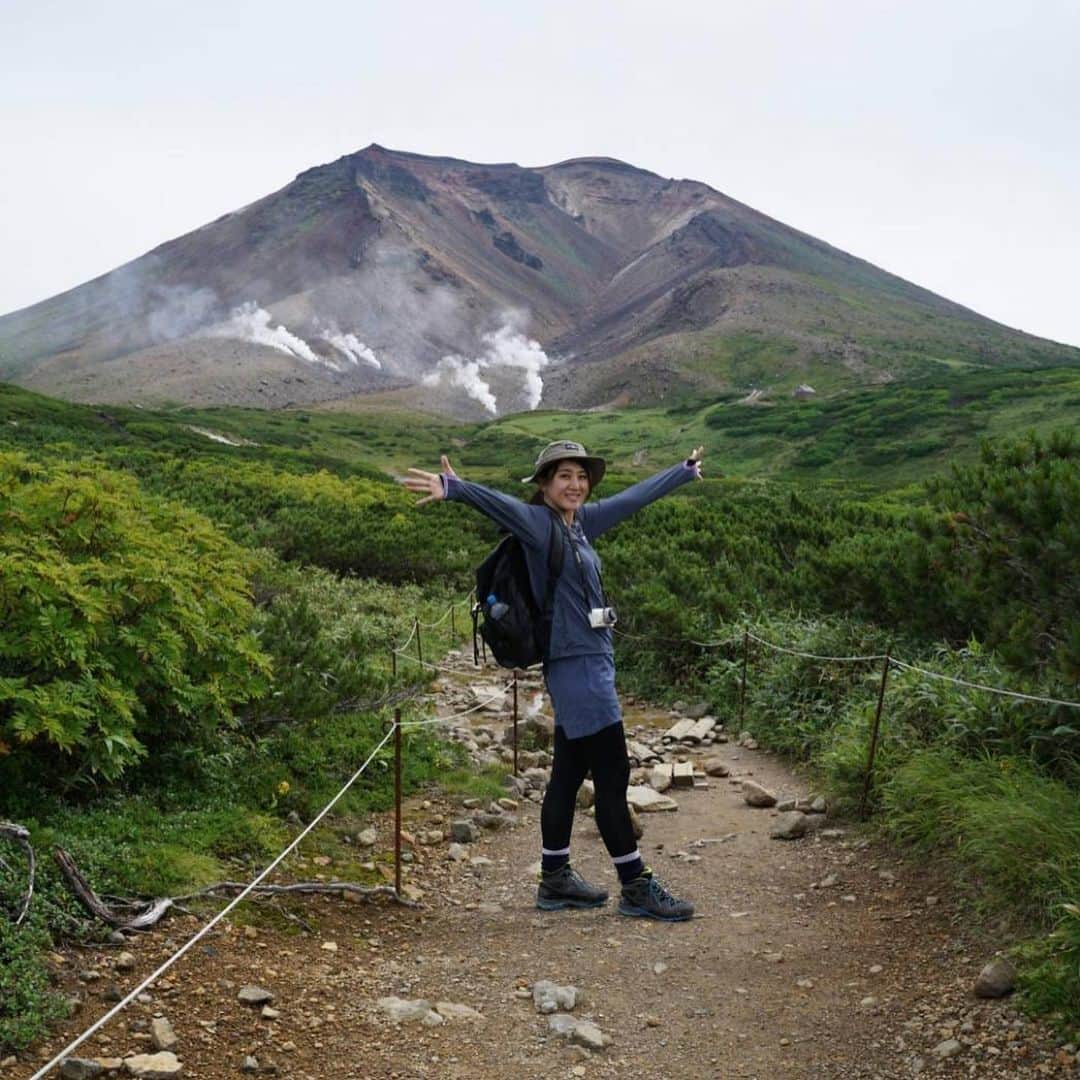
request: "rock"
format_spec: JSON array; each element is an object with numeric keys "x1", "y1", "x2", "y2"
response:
[
  {"x1": 663, "y1": 719, "x2": 697, "y2": 741},
  {"x1": 497, "y1": 797, "x2": 518, "y2": 812},
  {"x1": 241, "y1": 1058, "x2": 259, "y2": 1074},
  {"x1": 648, "y1": 764, "x2": 673, "y2": 792},
  {"x1": 115, "y1": 952, "x2": 136, "y2": 972},
  {"x1": 931, "y1": 1038, "x2": 963, "y2": 1060},
  {"x1": 628, "y1": 805, "x2": 644, "y2": 840},
  {"x1": 686, "y1": 718, "x2": 716, "y2": 742},
  {"x1": 741, "y1": 781, "x2": 777, "y2": 808},
  {"x1": 671, "y1": 762, "x2": 695, "y2": 788},
  {"x1": 548, "y1": 1013, "x2": 610, "y2": 1051},
  {"x1": 150, "y1": 1017, "x2": 177, "y2": 1052},
  {"x1": 447, "y1": 843, "x2": 469, "y2": 862},
  {"x1": 261, "y1": 1006, "x2": 280, "y2": 1020},
  {"x1": 122, "y1": 1052, "x2": 183, "y2": 1078},
  {"x1": 474, "y1": 812, "x2": 512, "y2": 830},
  {"x1": 776, "y1": 798, "x2": 797, "y2": 812},
  {"x1": 769, "y1": 812, "x2": 808, "y2": 840},
  {"x1": 60, "y1": 1062, "x2": 103, "y2": 1080},
  {"x1": 450, "y1": 820, "x2": 477, "y2": 843},
  {"x1": 810, "y1": 795, "x2": 827, "y2": 814},
  {"x1": 420, "y1": 829, "x2": 444, "y2": 845},
  {"x1": 686, "y1": 702, "x2": 712, "y2": 720},
  {"x1": 974, "y1": 957, "x2": 1016, "y2": 998},
  {"x1": 532, "y1": 980, "x2": 579, "y2": 1014},
  {"x1": 703, "y1": 758, "x2": 729, "y2": 777},
  {"x1": 434, "y1": 1001, "x2": 485, "y2": 1022},
  {"x1": 356, "y1": 827, "x2": 377, "y2": 847},
  {"x1": 626, "y1": 785, "x2": 678, "y2": 813},
  {"x1": 576, "y1": 780, "x2": 595, "y2": 809},
  {"x1": 237, "y1": 986, "x2": 274, "y2": 1006},
  {"x1": 377, "y1": 996, "x2": 442, "y2": 1024}
]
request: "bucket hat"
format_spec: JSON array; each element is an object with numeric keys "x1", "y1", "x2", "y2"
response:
[{"x1": 521, "y1": 440, "x2": 607, "y2": 486}]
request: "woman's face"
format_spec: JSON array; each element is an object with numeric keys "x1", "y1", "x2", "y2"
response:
[{"x1": 540, "y1": 460, "x2": 591, "y2": 517}]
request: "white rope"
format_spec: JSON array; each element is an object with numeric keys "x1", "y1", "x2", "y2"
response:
[
  {"x1": 395, "y1": 620, "x2": 418, "y2": 652},
  {"x1": 613, "y1": 626, "x2": 738, "y2": 649},
  {"x1": 416, "y1": 603, "x2": 454, "y2": 630},
  {"x1": 393, "y1": 648, "x2": 484, "y2": 679},
  {"x1": 30, "y1": 724, "x2": 399, "y2": 1080},
  {"x1": 746, "y1": 631, "x2": 888, "y2": 664},
  {"x1": 889, "y1": 659, "x2": 1080, "y2": 710},
  {"x1": 399, "y1": 684, "x2": 516, "y2": 729}
]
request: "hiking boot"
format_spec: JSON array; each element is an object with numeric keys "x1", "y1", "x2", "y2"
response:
[
  {"x1": 618, "y1": 870, "x2": 694, "y2": 922},
  {"x1": 536, "y1": 864, "x2": 609, "y2": 911}
]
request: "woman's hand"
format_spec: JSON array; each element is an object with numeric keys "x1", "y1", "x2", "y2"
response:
[
  {"x1": 403, "y1": 455, "x2": 458, "y2": 506},
  {"x1": 687, "y1": 445, "x2": 704, "y2": 479}
]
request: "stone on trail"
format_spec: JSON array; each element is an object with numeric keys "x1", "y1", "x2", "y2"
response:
[
  {"x1": 115, "y1": 951, "x2": 136, "y2": 971},
  {"x1": 628, "y1": 804, "x2": 644, "y2": 839},
  {"x1": 237, "y1": 986, "x2": 274, "y2": 1006},
  {"x1": 626, "y1": 785, "x2": 678, "y2": 813},
  {"x1": 974, "y1": 957, "x2": 1016, "y2": 998},
  {"x1": 687, "y1": 717, "x2": 717, "y2": 742},
  {"x1": 663, "y1": 719, "x2": 697, "y2": 741},
  {"x1": 671, "y1": 761, "x2": 695, "y2": 787},
  {"x1": 741, "y1": 780, "x2": 777, "y2": 808},
  {"x1": 122, "y1": 1052, "x2": 183, "y2": 1078},
  {"x1": 576, "y1": 779, "x2": 595, "y2": 809},
  {"x1": 356, "y1": 827, "x2": 377, "y2": 847},
  {"x1": 533, "y1": 980, "x2": 579, "y2": 1013},
  {"x1": 434, "y1": 1001, "x2": 486, "y2": 1022},
  {"x1": 931, "y1": 1038, "x2": 963, "y2": 1060},
  {"x1": 548, "y1": 1013, "x2": 610, "y2": 1051},
  {"x1": 60, "y1": 1062, "x2": 103, "y2": 1080},
  {"x1": 241, "y1": 1058, "x2": 259, "y2": 1074},
  {"x1": 769, "y1": 812, "x2": 808, "y2": 840},
  {"x1": 685, "y1": 701, "x2": 712, "y2": 719},
  {"x1": 704, "y1": 758, "x2": 729, "y2": 777},
  {"x1": 150, "y1": 1017, "x2": 177, "y2": 1052},
  {"x1": 450, "y1": 820, "x2": 477, "y2": 843},
  {"x1": 377, "y1": 996, "x2": 443, "y2": 1025},
  {"x1": 648, "y1": 764, "x2": 673, "y2": 792},
  {"x1": 447, "y1": 842, "x2": 468, "y2": 862}
]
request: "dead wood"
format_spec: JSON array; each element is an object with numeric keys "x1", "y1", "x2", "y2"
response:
[{"x1": 0, "y1": 820, "x2": 35, "y2": 926}]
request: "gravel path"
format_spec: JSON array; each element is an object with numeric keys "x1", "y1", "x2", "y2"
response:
[{"x1": 8, "y1": 662, "x2": 1077, "y2": 1080}]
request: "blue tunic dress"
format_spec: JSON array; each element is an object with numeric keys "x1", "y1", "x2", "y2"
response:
[{"x1": 444, "y1": 462, "x2": 696, "y2": 738}]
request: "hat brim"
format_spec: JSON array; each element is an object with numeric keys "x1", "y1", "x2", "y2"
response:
[{"x1": 522, "y1": 455, "x2": 606, "y2": 487}]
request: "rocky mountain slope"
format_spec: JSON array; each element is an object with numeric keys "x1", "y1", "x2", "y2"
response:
[{"x1": 1, "y1": 145, "x2": 1076, "y2": 415}]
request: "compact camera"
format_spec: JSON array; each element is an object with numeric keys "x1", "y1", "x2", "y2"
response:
[{"x1": 588, "y1": 606, "x2": 618, "y2": 629}]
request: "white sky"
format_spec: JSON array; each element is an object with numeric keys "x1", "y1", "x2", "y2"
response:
[{"x1": 2, "y1": 0, "x2": 1078, "y2": 346}]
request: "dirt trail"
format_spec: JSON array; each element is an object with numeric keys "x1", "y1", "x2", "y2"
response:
[{"x1": 9, "y1": 658, "x2": 1077, "y2": 1080}]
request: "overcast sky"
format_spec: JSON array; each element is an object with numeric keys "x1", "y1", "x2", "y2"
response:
[{"x1": 2, "y1": 0, "x2": 1078, "y2": 346}]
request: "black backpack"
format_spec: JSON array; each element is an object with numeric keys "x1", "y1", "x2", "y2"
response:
[{"x1": 472, "y1": 509, "x2": 564, "y2": 669}]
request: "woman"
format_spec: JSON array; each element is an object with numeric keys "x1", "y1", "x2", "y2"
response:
[{"x1": 404, "y1": 440, "x2": 703, "y2": 921}]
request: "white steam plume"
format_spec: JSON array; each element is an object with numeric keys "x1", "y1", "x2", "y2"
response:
[
  {"x1": 319, "y1": 325, "x2": 381, "y2": 368},
  {"x1": 423, "y1": 355, "x2": 498, "y2": 413},
  {"x1": 422, "y1": 321, "x2": 550, "y2": 414},
  {"x1": 213, "y1": 302, "x2": 319, "y2": 364}
]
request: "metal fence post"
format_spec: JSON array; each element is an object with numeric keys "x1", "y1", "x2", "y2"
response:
[
  {"x1": 393, "y1": 708, "x2": 402, "y2": 896},
  {"x1": 860, "y1": 652, "x2": 892, "y2": 820}
]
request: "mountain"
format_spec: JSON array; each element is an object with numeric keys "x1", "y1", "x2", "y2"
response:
[{"x1": 1, "y1": 145, "x2": 1076, "y2": 415}]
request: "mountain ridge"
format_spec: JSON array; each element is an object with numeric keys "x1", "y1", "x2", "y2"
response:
[{"x1": 1, "y1": 144, "x2": 1076, "y2": 415}]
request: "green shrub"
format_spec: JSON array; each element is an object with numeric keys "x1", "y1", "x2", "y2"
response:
[{"x1": 0, "y1": 452, "x2": 271, "y2": 782}]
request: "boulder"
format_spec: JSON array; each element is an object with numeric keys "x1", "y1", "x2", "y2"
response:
[
  {"x1": 626, "y1": 785, "x2": 678, "y2": 813},
  {"x1": 741, "y1": 781, "x2": 777, "y2": 808},
  {"x1": 769, "y1": 812, "x2": 808, "y2": 840}
]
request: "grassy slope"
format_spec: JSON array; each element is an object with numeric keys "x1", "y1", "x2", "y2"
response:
[{"x1": 6, "y1": 364, "x2": 1076, "y2": 491}]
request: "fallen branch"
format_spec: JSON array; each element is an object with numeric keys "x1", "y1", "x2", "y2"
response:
[
  {"x1": 51, "y1": 845, "x2": 417, "y2": 931},
  {"x1": 0, "y1": 820, "x2": 35, "y2": 926},
  {"x1": 172, "y1": 880, "x2": 418, "y2": 907},
  {"x1": 53, "y1": 847, "x2": 174, "y2": 931}
]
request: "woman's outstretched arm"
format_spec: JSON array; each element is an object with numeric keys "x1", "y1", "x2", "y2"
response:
[
  {"x1": 403, "y1": 455, "x2": 551, "y2": 548},
  {"x1": 580, "y1": 446, "x2": 705, "y2": 539}
]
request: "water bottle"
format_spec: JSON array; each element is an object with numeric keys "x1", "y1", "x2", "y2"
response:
[{"x1": 487, "y1": 593, "x2": 510, "y2": 620}]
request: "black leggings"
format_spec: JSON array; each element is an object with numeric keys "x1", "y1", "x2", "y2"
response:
[{"x1": 541, "y1": 722, "x2": 636, "y2": 859}]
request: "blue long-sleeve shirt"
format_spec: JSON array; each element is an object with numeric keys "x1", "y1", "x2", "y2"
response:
[{"x1": 444, "y1": 461, "x2": 696, "y2": 661}]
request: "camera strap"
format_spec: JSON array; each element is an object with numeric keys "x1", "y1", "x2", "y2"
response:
[{"x1": 555, "y1": 518, "x2": 608, "y2": 609}]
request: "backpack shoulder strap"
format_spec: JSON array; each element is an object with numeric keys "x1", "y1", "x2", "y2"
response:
[{"x1": 542, "y1": 507, "x2": 565, "y2": 612}]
